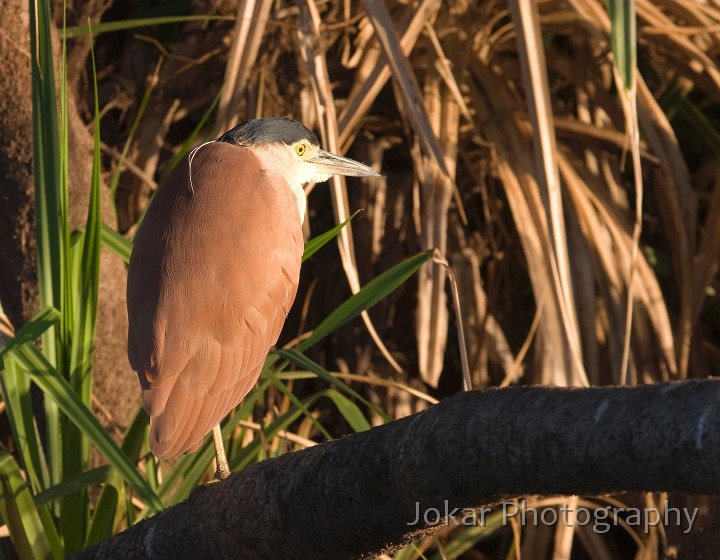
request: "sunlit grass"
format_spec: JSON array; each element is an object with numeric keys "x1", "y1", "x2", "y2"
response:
[
  {"x1": 0, "y1": 6, "x2": 431, "y2": 554},
  {"x1": 1, "y1": 0, "x2": 718, "y2": 558}
]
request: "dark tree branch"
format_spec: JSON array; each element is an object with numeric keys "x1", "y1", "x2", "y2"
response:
[{"x1": 74, "y1": 380, "x2": 720, "y2": 559}]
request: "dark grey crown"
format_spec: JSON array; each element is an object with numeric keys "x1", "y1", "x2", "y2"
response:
[{"x1": 218, "y1": 117, "x2": 319, "y2": 147}]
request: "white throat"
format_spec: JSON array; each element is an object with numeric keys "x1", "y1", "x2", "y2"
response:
[{"x1": 257, "y1": 144, "x2": 312, "y2": 225}]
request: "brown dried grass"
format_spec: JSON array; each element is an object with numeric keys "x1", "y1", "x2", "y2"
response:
[
  {"x1": 93, "y1": 0, "x2": 720, "y2": 555},
  {"x1": 97, "y1": 0, "x2": 720, "y2": 421}
]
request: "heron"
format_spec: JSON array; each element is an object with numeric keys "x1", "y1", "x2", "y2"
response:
[{"x1": 127, "y1": 117, "x2": 380, "y2": 479}]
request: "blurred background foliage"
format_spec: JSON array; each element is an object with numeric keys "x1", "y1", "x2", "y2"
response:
[{"x1": 0, "y1": 0, "x2": 719, "y2": 558}]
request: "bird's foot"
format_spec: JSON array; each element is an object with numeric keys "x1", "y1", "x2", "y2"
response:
[{"x1": 212, "y1": 465, "x2": 231, "y2": 481}]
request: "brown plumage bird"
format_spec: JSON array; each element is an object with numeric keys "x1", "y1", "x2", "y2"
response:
[{"x1": 127, "y1": 118, "x2": 380, "y2": 477}]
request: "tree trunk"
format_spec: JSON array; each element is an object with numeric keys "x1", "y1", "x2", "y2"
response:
[{"x1": 74, "y1": 380, "x2": 720, "y2": 560}]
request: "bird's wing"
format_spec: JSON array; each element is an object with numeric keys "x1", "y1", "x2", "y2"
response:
[{"x1": 127, "y1": 142, "x2": 303, "y2": 459}]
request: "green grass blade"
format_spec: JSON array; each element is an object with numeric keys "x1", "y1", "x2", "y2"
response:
[
  {"x1": 427, "y1": 511, "x2": 506, "y2": 559},
  {"x1": 274, "y1": 348, "x2": 389, "y2": 422},
  {"x1": 302, "y1": 210, "x2": 362, "y2": 262},
  {"x1": 608, "y1": 0, "x2": 636, "y2": 91},
  {"x1": 120, "y1": 406, "x2": 150, "y2": 461},
  {"x1": 86, "y1": 407, "x2": 149, "y2": 545},
  {"x1": 5, "y1": 344, "x2": 164, "y2": 513},
  {"x1": 0, "y1": 309, "x2": 62, "y2": 557},
  {"x1": 67, "y1": 20, "x2": 103, "y2": 477},
  {"x1": 37, "y1": 506, "x2": 64, "y2": 560},
  {"x1": 70, "y1": 21, "x2": 103, "y2": 386},
  {"x1": 30, "y1": 0, "x2": 63, "y2": 362},
  {"x1": 108, "y1": 74, "x2": 156, "y2": 200},
  {"x1": 226, "y1": 394, "x2": 323, "y2": 469},
  {"x1": 0, "y1": 307, "x2": 59, "y2": 363},
  {"x1": 100, "y1": 223, "x2": 132, "y2": 264},
  {"x1": 84, "y1": 471, "x2": 122, "y2": 547},
  {"x1": 86, "y1": 407, "x2": 147, "y2": 537},
  {"x1": 0, "y1": 334, "x2": 59, "y2": 535},
  {"x1": 299, "y1": 251, "x2": 432, "y2": 350},
  {"x1": 609, "y1": 0, "x2": 640, "y2": 384},
  {"x1": 68, "y1": 230, "x2": 85, "y2": 306},
  {"x1": 58, "y1": 5, "x2": 73, "y2": 357},
  {"x1": 33, "y1": 466, "x2": 111, "y2": 507},
  {"x1": 0, "y1": 452, "x2": 52, "y2": 560},
  {"x1": 58, "y1": 11, "x2": 94, "y2": 552},
  {"x1": 64, "y1": 15, "x2": 234, "y2": 39},
  {"x1": 324, "y1": 389, "x2": 371, "y2": 432},
  {"x1": 0, "y1": 358, "x2": 50, "y2": 494},
  {"x1": 264, "y1": 369, "x2": 332, "y2": 440},
  {"x1": 30, "y1": 0, "x2": 68, "y2": 513}
]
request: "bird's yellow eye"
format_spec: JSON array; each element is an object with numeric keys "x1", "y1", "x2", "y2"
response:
[{"x1": 295, "y1": 143, "x2": 306, "y2": 157}]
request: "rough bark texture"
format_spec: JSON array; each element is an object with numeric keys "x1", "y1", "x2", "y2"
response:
[
  {"x1": 0, "y1": 0, "x2": 138, "y2": 430},
  {"x1": 74, "y1": 380, "x2": 720, "y2": 560},
  {"x1": 0, "y1": 2, "x2": 37, "y2": 328}
]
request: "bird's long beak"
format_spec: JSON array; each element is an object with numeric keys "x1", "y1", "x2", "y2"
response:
[{"x1": 308, "y1": 150, "x2": 382, "y2": 177}]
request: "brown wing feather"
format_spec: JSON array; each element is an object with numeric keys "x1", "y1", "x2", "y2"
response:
[{"x1": 127, "y1": 141, "x2": 303, "y2": 459}]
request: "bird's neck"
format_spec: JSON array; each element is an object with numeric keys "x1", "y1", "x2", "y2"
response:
[{"x1": 258, "y1": 144, "x2": 307, "y2": 225}]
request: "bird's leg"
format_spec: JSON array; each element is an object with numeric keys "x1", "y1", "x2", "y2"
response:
[{"x1": 211, "y1": 424, "x2": 230, "y2": 480}]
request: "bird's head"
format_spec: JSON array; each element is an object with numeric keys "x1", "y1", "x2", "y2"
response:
[{"x1": 218, "y1": 117, "x2": 382, "y2": 187}]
